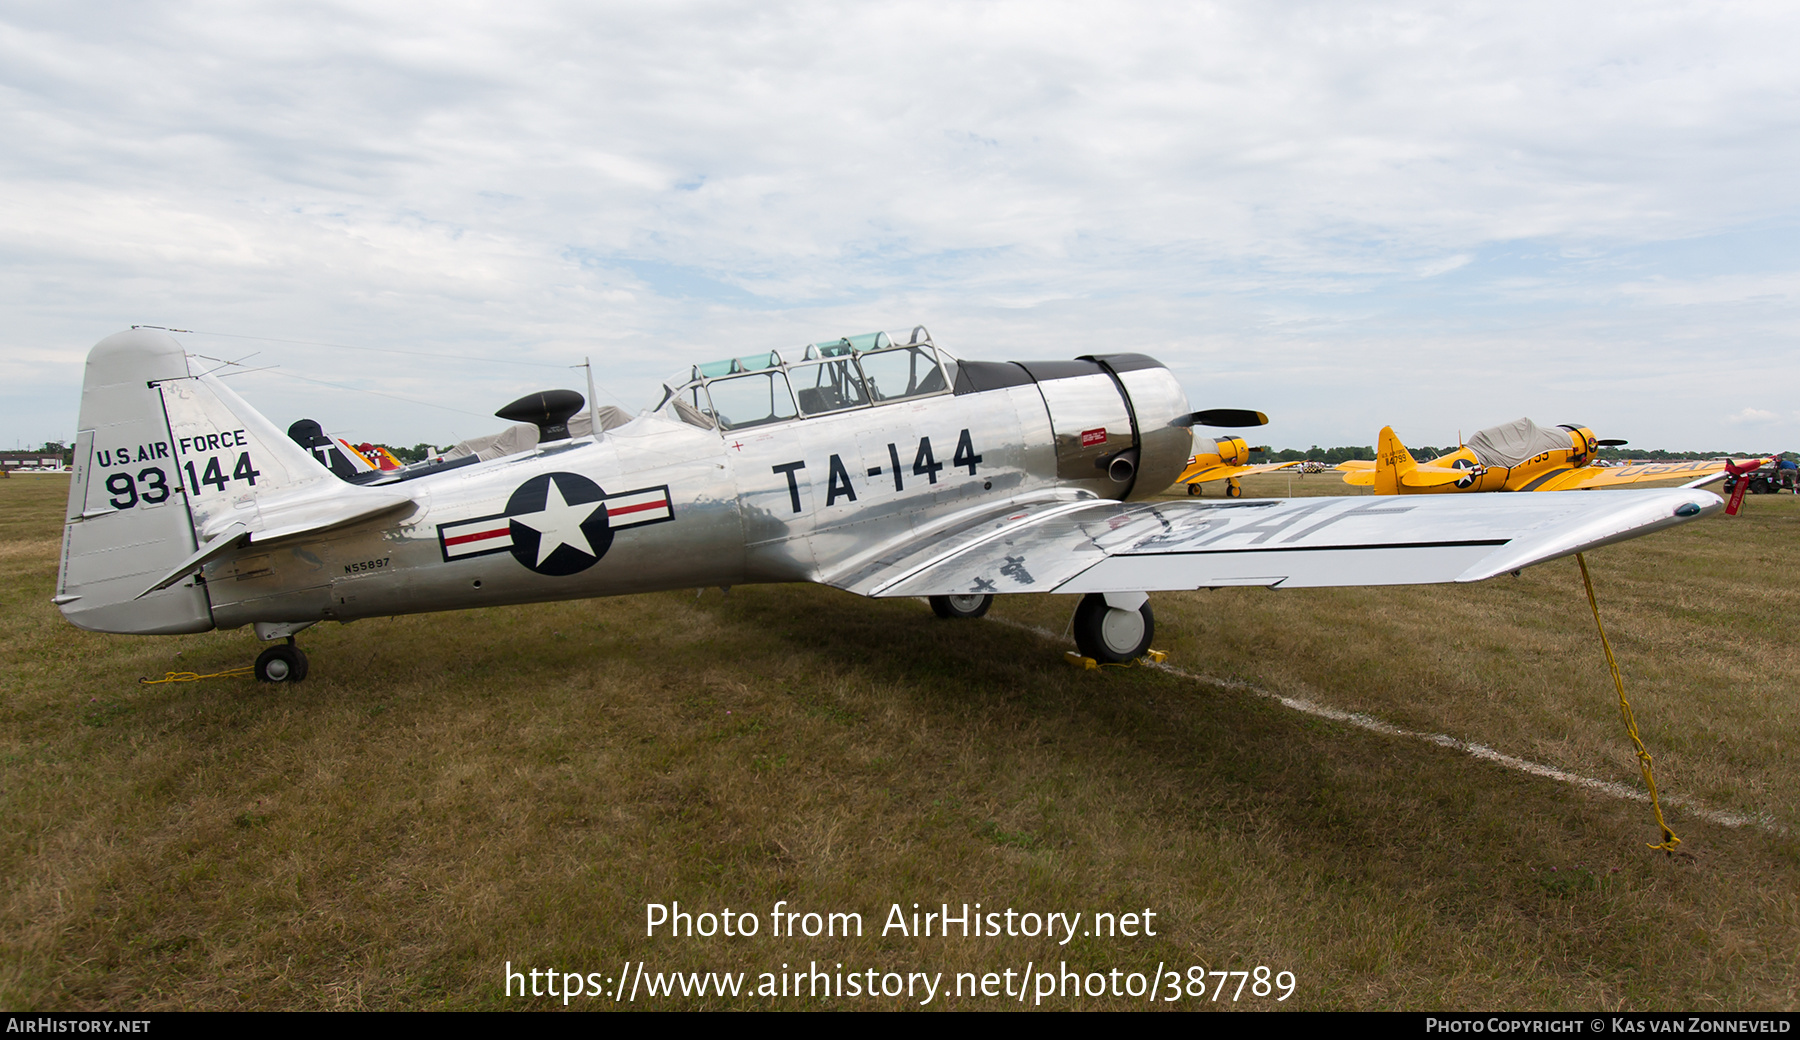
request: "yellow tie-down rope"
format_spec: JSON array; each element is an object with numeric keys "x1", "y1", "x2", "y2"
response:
[
  {"x1": 1577, "y1": 552, "x2": 1681, "y2": 853},
  {"x1": 139, "y1": 665, "x2": 256, "y2": 685}
]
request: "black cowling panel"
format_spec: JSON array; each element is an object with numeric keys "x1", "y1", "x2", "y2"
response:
[
  {"x1": 954, "y1": 356, "x2": 1166, "y2": 395},
  {"x1": 1015, "y1": 360, "x2": 1107, "y2": 382},
  {"x1": 1078, "y1": 353, "x2": 1164, "y2": 373},
  {"x1": 952, "y1": 361, "x2": 1037, "y2": 395}
]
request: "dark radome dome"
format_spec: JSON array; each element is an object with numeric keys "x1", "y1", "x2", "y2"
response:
[{"x1": 496, "y1": 389, "x2": 586, "y2": 442}]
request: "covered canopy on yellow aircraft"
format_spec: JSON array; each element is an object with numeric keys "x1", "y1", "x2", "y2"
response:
[{"x1": 1466, "y1": 417, "x2": 1571, "y2": 468}]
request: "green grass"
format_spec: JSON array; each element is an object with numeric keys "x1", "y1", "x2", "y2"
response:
[{"x1": 2, "y1": 473, "x2": 1797, "y2": 1010}]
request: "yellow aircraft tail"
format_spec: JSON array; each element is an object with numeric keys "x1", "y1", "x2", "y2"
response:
[{"x1": 1374, "y1": 426, "x2": 1415, "y2": 495}]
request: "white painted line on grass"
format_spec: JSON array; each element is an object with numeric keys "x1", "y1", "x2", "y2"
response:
[{"x1": 990, "y1": 616, "x2": 1786, "y2": 836}]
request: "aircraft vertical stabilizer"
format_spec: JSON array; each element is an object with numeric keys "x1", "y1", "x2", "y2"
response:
[
  {"x1": 1373, "y1": 426, "x2": 1416, "y2": 496},
  {"x1": 57, "y1": 329, "x2": 214, "y2": 634}
]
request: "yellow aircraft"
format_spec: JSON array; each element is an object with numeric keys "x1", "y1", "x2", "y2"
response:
[
  {"x1": 1176, "y1": 432, "x2": 1300, "y2": 497},
  {"x1": 1338, "y1": 418, "x2": 1742, "y2": 494}
]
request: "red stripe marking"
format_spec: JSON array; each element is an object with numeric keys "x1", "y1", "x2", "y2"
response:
[
  {"x1": 607, "y1": 499, "x2": 668, "y2": 517},
  {"x1": 444, "y1": 526, "x2": 511, "y2": 547}
]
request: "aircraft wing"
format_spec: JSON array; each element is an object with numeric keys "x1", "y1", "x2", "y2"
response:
[
  {"x1": 1179, "y1": 461, "x2": 1299, "y2": 484},
  {"x1": 825, "y1": 488, "x2": 1719, "y2": 598},
  {"x1": 1529, "y1": 460, "x2": 1741, "y2": 492}
]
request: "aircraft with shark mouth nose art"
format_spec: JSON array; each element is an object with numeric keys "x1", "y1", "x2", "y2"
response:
[{"x1": 55, "y1": 327, "x2": 1720, "y2": 682}]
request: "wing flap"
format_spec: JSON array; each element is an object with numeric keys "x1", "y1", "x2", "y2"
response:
[{"x1": 1060, "y1": 544, "x2": 1501, "y2": 592}]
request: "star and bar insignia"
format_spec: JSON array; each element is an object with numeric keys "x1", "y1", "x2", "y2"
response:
[{"x1": 436, "y1": 472, "x2": 674, "y2": 577}]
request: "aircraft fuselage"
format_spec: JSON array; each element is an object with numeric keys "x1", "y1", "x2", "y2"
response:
[{"x1": 66, "y1": 343, "x2": 1191, "y2": 635}]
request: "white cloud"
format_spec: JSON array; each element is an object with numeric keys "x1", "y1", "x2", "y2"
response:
[{"x1": 1, "y1": 1, "x2": 1798, "y2": 451}]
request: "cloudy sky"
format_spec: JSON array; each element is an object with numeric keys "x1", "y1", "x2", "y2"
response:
[{"x1": 3, "y1": 1, "x2": 1796, "y2": 453}]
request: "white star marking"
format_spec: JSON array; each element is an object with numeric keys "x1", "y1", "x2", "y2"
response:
[{"x1": 509, "y1": 480, "x2": 604, "y2": 567}]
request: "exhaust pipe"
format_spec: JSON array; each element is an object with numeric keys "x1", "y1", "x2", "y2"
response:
[{"x1": 1106, "y1": 449, "x2": 1139, "y2": 484}]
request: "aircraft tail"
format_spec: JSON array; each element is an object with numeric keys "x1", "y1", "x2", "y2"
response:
[
  {"x1": 58, "y1": 330, "x2": 214, "y2": 633},
  {"x1": 58, "y1": 329, "x2": 405, "y2": 634},
  {"x1": 1373, "y1": 426, "x2": 1416, "y2": 495}
]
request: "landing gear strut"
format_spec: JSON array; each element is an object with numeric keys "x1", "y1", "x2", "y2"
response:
[
  {"x1": 930, "y1": 594, "x2": 993, "y2": 619},
  {"x1": 255, "y1": 638, "x2": 310, "y2": 683},
  {"x1": 1072, "y1": 593, "x2": 1155, "y2": 663}
]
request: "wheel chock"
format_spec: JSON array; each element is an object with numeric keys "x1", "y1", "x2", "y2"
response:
[{"x1": 1063, "y1": 649, "x2": 1168, "y2": 670}]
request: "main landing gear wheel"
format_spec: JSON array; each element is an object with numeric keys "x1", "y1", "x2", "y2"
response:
[
  {"x1": 1186, "y1": 483, "x2": 1202, "y2": 496},
  {"x1": 930, "y1": 594, "x2": 993, "y2": 619},
  {"x1": 255, "y1": 642, "x2": 309, "y2": 683},
  {"x1": 1072, "y1": 593, "x2": 1155, "y2": 663}
]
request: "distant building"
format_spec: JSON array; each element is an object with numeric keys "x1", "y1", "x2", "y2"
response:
[{"x1": 1, "y1": 453, "x2": 69, "y2": 471}]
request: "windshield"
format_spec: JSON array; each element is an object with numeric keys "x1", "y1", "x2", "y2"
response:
[
  {"x1": 856, "y1": 345, "x2": 947, "y2": 403},
  {"x1": 702, "y1": 371, "x2": 798, "y2": 431}
]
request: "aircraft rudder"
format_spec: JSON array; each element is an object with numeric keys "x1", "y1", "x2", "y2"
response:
[{"x1": 59, "y1": 330, "x2": 213, "y2": 634}]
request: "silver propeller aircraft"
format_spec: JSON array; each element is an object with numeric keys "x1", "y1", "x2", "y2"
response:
[{"x1": 57, "y1": 327, "x2": 1720, "y2": 682}]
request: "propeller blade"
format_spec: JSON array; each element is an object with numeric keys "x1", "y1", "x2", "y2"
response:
[
  {"x1": 1174, "y1": 409, "x2": 1269, "y2": 428},
  {"x1": 1596, "y1": 439, "x2": 1628, "y2": 447}
]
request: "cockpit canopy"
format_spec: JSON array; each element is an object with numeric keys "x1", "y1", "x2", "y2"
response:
[
  {"x1": 1465, "y1": 417, "x2": 1573, "y2": 469},
  {"x1": 653, "y1": 327, "x2": 954, "y2": 432}
]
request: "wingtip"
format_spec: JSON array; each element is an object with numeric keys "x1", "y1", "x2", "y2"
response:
[{"x1": 1454, "y1": 488, "x2": 1721, "y2": 583}]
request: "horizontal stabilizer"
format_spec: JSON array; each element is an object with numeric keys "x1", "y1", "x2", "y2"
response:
[
  {"x1": 198, "y1": 481, "x2": 414, "y2": 545},
  {"x1": 1401, "y1": 465, "x2": 1477, "y2": 488},
  {"x1": 138, "y1": 523, "x2": 249, "y2": 597}
]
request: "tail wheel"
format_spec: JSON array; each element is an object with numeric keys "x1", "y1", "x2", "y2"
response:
[
  {"x1": 930, "y1": 594, "x2": 993, "y2": 619},
  {"x1": 1072, "y1": 593, "x2": 1155, "y2": 663},
  {"x1": 255, "y1": 644, "x2": 309, "y2": 683}
]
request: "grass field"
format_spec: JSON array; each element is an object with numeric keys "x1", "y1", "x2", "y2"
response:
[{"x1": 3, "y1": 471, "x2": 1797, "y2": 1010}]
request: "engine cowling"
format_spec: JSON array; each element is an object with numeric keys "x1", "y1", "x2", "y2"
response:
[
  {"x1": 1006, "y1": 353, "x2": 1191, "y2": 500},
  {"x1": 1204, "y1": 436, "x2": 1251, "y2": 467}
]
